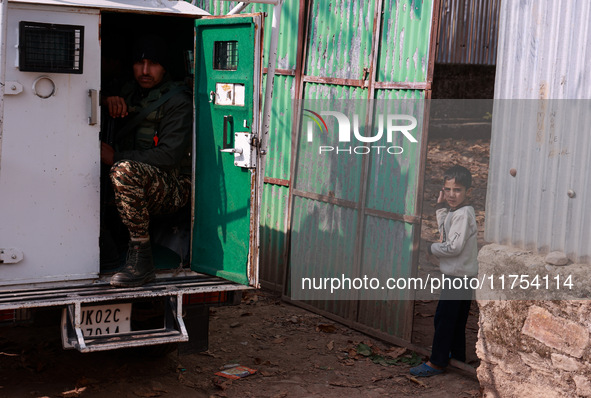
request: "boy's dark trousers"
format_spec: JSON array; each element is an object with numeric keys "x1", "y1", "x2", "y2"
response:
[{"x1": 429, "y1": 279, "x2": 473, "y2": 368}]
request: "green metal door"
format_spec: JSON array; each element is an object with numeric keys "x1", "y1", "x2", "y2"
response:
[{"x1": 192, "y1": 15, "x2": 263, "y2": 286}]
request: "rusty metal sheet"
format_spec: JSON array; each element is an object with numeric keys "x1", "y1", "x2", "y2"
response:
[
  {"x1": 436, "y1": 0, "x2": 500, "y2": 65},
  {"x1": 262, "y1": 74, "x2": 295, "y2": 181},
  {"x1": 369, "y1": 90, "x2": 426, "y2": 216},
  {"x1": 377, "y1": 0, "x2": 435, "y2": 83},
  {"x1": 306, "y1": 0, "x2": 377, "y2": 80}
]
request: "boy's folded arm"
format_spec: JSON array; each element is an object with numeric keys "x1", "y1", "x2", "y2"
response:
[{"x1": 430, "y1": 212, "x2": 470, "y2": 258}]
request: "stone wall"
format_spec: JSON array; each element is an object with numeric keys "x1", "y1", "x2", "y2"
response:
[{"x1": 476, "y1": 244, "x2": 591, "y2": 397}]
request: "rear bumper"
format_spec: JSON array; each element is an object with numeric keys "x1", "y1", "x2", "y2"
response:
[{"x1": 0, "y1": 271, "x2": 249, "y2": 311}]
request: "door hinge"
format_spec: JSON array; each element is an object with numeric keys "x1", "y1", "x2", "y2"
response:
[{"x1": 0, "y1": 248, "x2": 24, "y2": 264}]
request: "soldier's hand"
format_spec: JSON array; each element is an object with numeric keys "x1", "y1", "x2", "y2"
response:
[{"x1": 106, "y1": 96, "x2": 128, "y2": 118}]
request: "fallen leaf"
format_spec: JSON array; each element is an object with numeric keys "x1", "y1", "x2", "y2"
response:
[
  {"x1": 316, "y1": 323, "x2": 337, "y2": 333},
  {"x1": 329, "y1": 381, "x2": 362, "y2": 388},
  {"x1": 356, "y1": 343, "x2": 372, "y2": 357},
  {"x1": 61, "y1": 387, "x2": 87, "y2": 398},
  {"x1": 326, "y1": 341, "x2": 334, "y2": 351},
  {"x1": 386, "y1": 347, "x2": 407, "y2": 359},
  {"x1": 407, "y1": 375, "x2": 427, "y2": 387},
  {"x1": 371, "y1": 375, "x2": 393, "y2": 383}
]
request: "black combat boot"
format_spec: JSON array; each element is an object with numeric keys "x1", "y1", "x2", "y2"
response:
[{"x1": 110, "y1": 240, "x2": 155, "y2": 287}]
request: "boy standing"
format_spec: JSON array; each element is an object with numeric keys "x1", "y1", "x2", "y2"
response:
[{"x1": 410, "y1": 165, "x2": 479, "y2": 377}]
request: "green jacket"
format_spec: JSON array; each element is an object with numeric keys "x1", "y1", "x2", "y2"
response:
[{"x1": 114, "y1": 74, "x2": 192, "y2": 175}]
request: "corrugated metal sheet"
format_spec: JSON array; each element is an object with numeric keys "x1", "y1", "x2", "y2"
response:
[
  {"x1": 195, "y1": 1, "x2": 299, "y2": 69},
  {"x1": 193, "y1": 0, "x2": 235, "y2": 17},
  {"x1": 262, "y1": 74, "x2": 295, "y2": 181},
  {"x1": 290, "y1": 196, "x2": 358, "y2": 319},
  {"x1": 306, "y1": 0, "x2": 376, "y2": 79},
  {"x1": 487, "y1": 100, "x2": 591, "y2": 263},
  {"x1": 372, "y1": 90, "x2": 426, "y2": 215},
  {"x1": 357, "y1": 218, "x2": 414, "y2": 337},
  {"x1": 378, "y1": 0, "x2": 434, "y2": 82},
  {"x1": 296, "y1": 85, "x2": 368, "y2": 203},
  {"x1": 486, "y1": 0, "x2": 591, "y2": 262},
  {"x1": 291, "y1": 88, "x2": 427, "y2": 340},
  {"x1": 259, "y1": 183, "x2": 289, "y2": 290},
  {"x1": 436, "y1": 0, "x2": 500, "y2": 65},
  {"x1": 493, "y1": 0, "x2": 591, "y2": 99}
]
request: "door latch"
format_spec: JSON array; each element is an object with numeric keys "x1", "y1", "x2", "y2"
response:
[{"x1": 220, "y1": 132, "x2": 257, "y2": 169}]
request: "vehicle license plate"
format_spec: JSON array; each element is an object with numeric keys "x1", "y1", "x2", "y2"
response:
[{"x1": 79, "y1": 303, "x2": 132, "y2": 337}]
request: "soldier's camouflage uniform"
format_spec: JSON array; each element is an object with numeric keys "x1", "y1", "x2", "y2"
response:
[{"x1": 110, "y1": 74, "x2": 192, "y2": 239}]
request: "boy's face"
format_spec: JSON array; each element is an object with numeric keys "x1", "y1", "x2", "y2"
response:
[{"x1": 442, "y1": 178, "x2": 471, "y2": 208}]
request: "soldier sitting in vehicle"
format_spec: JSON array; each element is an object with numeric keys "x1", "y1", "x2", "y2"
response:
[{"x1": 100, "y1": 35, "x2": 192, "y2": 288}]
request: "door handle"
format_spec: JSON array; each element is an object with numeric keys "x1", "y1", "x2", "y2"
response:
[
  {"x1": 222, "y1": 115, "x2": 233, "y2": 149},
  {"x1": 88, "y1": 89, "x2": 99, "y2": 125},
  {"x1": 220, "y1": 148, "x2": 243, "y2": 154},
  {"x1": 219, "y1": 132, "x2": 256, "y2": 169}
]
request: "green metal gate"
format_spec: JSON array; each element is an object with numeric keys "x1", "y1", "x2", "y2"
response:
[{"x1": 197, "y1": 0, "x2": 439, "y2": 344}]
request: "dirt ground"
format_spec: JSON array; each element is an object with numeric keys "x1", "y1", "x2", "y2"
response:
[{"x1": 0, "y1": 136, "x2": 488, "y2": 398}]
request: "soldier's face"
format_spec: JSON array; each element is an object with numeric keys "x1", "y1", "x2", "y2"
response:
[{"x1": 133, "y1": 59, "x2": 166, "y2": 89}]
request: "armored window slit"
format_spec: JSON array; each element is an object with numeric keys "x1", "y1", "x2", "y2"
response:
[{"x1": 19, "y1": 21, "x2": 84, "y2": 74}]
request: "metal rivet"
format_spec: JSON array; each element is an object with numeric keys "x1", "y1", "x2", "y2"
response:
[
  {"x1": 509, "y1": 168, "x2": 517, "y2": 177},
  {"x1": 11, "y1": 255, "x2": 17, "y2": 259},
  {"x1": 567, "y1": 190, "x2": 576, "y2": 198}
]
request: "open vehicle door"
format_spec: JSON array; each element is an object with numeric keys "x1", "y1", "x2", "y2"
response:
[{"x1": 192, "y1": 14, "x2": 264, "y2": 287}]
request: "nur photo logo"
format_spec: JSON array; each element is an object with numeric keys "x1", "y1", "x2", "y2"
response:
[{"x1": 303, "y1": 108, "x2": 419, "y2": 155}]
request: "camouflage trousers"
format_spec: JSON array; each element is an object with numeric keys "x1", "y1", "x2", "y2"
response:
[{"x1": 109, "y1": 160, "x2": 191, "y2": 239}]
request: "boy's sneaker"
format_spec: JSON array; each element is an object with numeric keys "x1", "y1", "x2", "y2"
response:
[{"x1": 409, "y1": 362, "x2": 445, "y2": 377}]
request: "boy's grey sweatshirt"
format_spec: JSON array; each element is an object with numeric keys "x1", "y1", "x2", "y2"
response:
[{"x1": 430, "y1": 204, "x2": 479, "y2": 277}]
